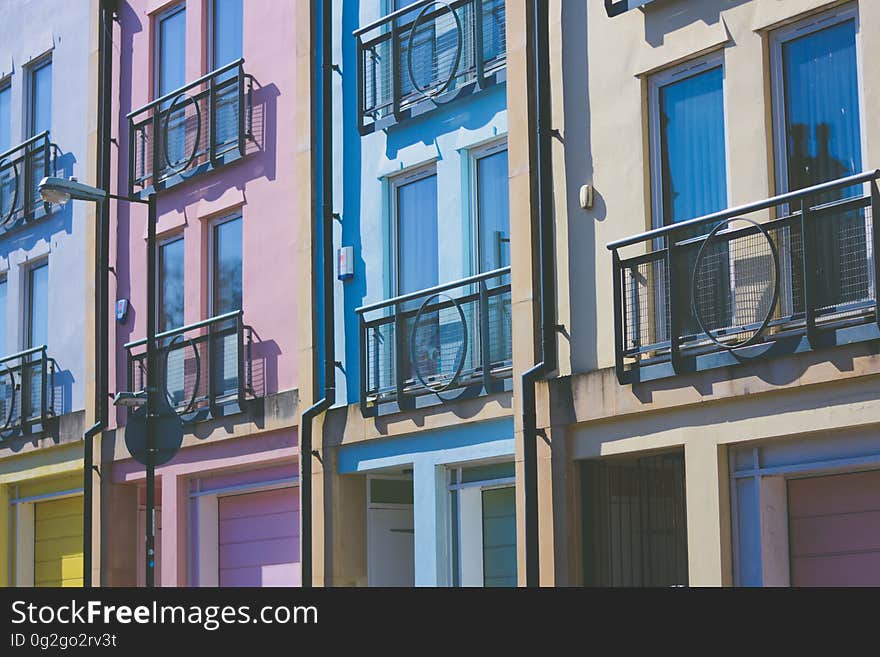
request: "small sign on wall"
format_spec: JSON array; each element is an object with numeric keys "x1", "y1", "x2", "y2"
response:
[{"x1": 337, "y1": 246, "x2": 354, "y2": 281}]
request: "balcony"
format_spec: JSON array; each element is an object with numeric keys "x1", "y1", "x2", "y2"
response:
[
  {"x1": 0, "y1": 346, "x2": 57, "y2": 437},
  {"x1": 124, "y1": 311, "x2": 257, "y2": 422},
  {"x1": 357, "y1": 267, "x2": 512, "y2": 415},
  {"x1": 0, "y1": 132, "x2": 59, "y2": 234},
  {"x1": 608, "y1": 170, "x2": 880, "y2": 384},
  {"x1": 355, "y1": 0, "x2": 507, "y2": 134},
  {"x1": 127, "y1": 59, "x2": 253, "y2": 197}
]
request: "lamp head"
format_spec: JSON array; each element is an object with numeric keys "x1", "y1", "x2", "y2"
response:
[{"x1": 38, "y1": 177, "x2": 109, "y2": 205}]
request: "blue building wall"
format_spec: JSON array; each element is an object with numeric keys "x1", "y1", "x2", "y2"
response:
[
  {"x1": 330, "y1": 1, "x2": 509, "y2": 406},
  {"x1": 0, "y1": 0, "x2": 91, "y2": 417}
]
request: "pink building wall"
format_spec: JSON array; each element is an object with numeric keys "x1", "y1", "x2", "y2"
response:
[{"x1": 109, "y1": 0, "x2": 299, "y2": 428}]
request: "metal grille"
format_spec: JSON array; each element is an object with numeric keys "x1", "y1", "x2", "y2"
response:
[
  {"x1": 128, "y1": 60, "x2": 252, "y2": 195},
  {"x1": 360, "y1": 268, "x2": 511, "y2": 409},
  {"x1": 582, "y1": 453, "x2": 688, "y2": 587},
  {"x1": 0, "y1": 346, "x2": 56, "y2": 439},
  {"x1": 0, "y1": 132, "x2": 57, "y2": 233},
  {"x1": 357, "y1": 0, "x2": 506, "y2": 132},
  {"x1": 609, "y1": 172, "x2": 880, "y2": 380},
  {"x1": 126, "y1": 311, "x2": 254, "y2": 420}
]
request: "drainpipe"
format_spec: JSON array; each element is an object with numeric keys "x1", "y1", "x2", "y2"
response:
[
  {"x1": 521, "y1": 0, "x2": 556, "y2": 588},
  {"x1": 82, "y1": 0, "x2": 116, "y2": 588},
  {"x1": 301, "y1": 0, "x2": 336, "y2": 589}
]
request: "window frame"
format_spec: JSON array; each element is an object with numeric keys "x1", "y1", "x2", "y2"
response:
[
  {"x1": 207, "y1": 212, "x2": 243, "y2": 319},
  {"x1": 769, "y1": 3, "x2": 865, "y2": 197},
  {"x1": 26, "y1": 55, "x2": 52, "y2": 139},
  {"x1": 469, "y1": 139, "x2": 510, "y2": 277},
  {"x1": 156, "y1": 233, "x2": 185, "y2": 333},
  {"x1": 23, "y1": 259, "x2": 48, "y2": 350},
  {"x1": 647, "y1": 50, "x2": 729, "y2": 230},
  {"x1": 153, "y1": 2, "x2": 187, "y2": 101},
  {"x1": 388, "y1": 162, "x2": 438, "y2": 299}
]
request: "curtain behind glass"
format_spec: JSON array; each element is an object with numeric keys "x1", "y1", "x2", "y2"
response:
[
  {"x1": 397, "y1": 174, "x2": 439, "y2": 295},
  {"x1": 782, "y1": 19, "x2": 864, "y2": 311}
]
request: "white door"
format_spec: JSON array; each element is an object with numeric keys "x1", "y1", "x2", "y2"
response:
[{"x1": 367, "y1": 507, "x2": 414, "y2": 587}]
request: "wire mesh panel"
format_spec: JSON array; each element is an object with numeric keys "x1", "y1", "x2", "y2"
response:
[
  {"x1": 582, "y1": 452, "x2": 688, "y2": 587},
  {"x1": 127, "y1": 312, "x2": 253, "y2": 419},
  {"x1": 356, "y1": 0, "x2": 507, "y2": 132},
  {"x1": 0, "y1": 133, "x2": 56, "y2": 233},
  {"x1": 129, "y1": 61, "x2": 249, "y2": 194},
  {"x1": 609, "y1": 172, "x2": 880, "y2": 381},
  {"x1": 360, "y1": 268, "x2": 512, "y2": 409},
  {"x1": 0, "y1": 347, "x2": 54, "y2": 438}
]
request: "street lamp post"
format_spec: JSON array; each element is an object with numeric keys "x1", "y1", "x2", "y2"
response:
[{"x1": 39, "y1": 176, "x2": 159, "y2": 588}]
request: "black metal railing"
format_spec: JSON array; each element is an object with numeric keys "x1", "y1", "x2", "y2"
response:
[
  {"x1": 608, "y1": 170, "x2": 880, "y2": 384},
  {"x1": 357, "y1": 267, "x2": 512, "y2": 414},
  {"x1": 125, "y1": 311, "x2": 255, "y2": 420},
  {"x1": 0, "y1": 132, "x2": 59, "y2": 233},
  {"x1": 0, "y1": 345, "x2": 56, "y2": 437},
  {"x1": 127, "y1": 59, "x2": 253, "y2": 196},
  {"x1": 355, "y1": 0, "x2": 506, "y2": 134}
]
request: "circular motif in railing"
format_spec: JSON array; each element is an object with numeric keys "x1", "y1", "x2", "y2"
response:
[
  {"x1": 162, "y1": 92, "x2": 202, "y2": 177},
  {"x1": 0, "y1": 362, "x2": 16, "y2": 433},
  {"x1": 0, "y1": 159, "x2": 20, "y2": 227},
  {"x1": 406, "y1": 1, "x2": 464, "y2": 101},
  {"x1": 409, "y1": 292, "x2": 469, "y2": 394},
  {"x1": 163, "y1": 334, "x2": 201, "y2": 415},
  {"x1": 690, "y1": 216, "x2": 780, "y2": 350}
]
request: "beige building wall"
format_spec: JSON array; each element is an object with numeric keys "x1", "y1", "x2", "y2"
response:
[{"x1": 520, "y1": 0, "x2": 880, "y2": 586}]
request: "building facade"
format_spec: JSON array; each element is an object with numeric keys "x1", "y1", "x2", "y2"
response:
[
  {"x1": 527, "y1": 0, "x2": 880, "y2": 586},
  {"x1": 101, "y1": 0, "x2": 303, "y2": 587},
  {"x1": 0, "y1": 0, "x2": 100, "y2": 588},
  {"x1": 307, "y1": 0, "x2": 518, "y2": 587}
]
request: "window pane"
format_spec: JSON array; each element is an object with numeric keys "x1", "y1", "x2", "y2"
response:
[
  {"x1": 782, "y1": 19, "x2": 861, "y2": 193},
  {"x1": 159, "y1": 237, "x2": 184, "y2": 332},
  {"x1": 28, "y1": 263, "x2": 48, "y2": 348},
  {"x1": 30, "y1": 61, "x2": 52, "y2": 137},
  {"x1": 397, "y1": 173, "x2": 438, "y2": 295},
  {"x1": 213, "y1": 217, "x2": 242, "y2": 315},
  {"x1": 0, "y1": 279, "x2": 6, "y2": 353},
  {"x1": 157, "y1": 6, "x2": 186, "y2": 98},
  {"x1": 212, "y1": 0, "x2": 242, "y2": 70},
  {"x1": 659, "y1": 66, "x2": 726, "y2": 225},
  {"x1": 477, "y1": 149, "x2": 510, "y2": 273},
  {"x1": 481, "y1": 487, "x2": 517, "y2": 587},
  {"x1": 0, "y1": 84, "x2": 10, "y2": 152}
]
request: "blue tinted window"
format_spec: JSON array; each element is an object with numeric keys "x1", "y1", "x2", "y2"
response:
[
  {"x1": 159, "y1": 237, "x2": 184, "y2": 332},
  {"x1": 477, "y1": 149, "x2": 510, "y2": 273},
  {"x1": 0, "y1": 84, "x2": 10, "y2": 152},
  {"x1": 213, "y1": 216, "x2": 242, "y2": 315},
  {"x1": 212, "y1": 0, "x2": 242, "y2": 70},
  {"x1": 396, "y1": 173, "x2": 438, "y2": 295},
  {"x1": 658, "y1": 66, "x2": 727, "y2": 224},
  {"x1": 157, "y1": 5, "x2": 186, "y2": 98},
  {"x1": 782, "y1": 19, "x2": 861, "y2": 192},
  {"x1": 0, "y1": 279, "x2": 6, "y2": 353},
  {"x1": 29, "y1": 60, "x2": 52, "y2": 137},
  {"x1": 28, "y1": 263, "x2": 48, "y2": 348}
]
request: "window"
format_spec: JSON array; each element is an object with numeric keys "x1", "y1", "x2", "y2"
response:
[
  {"x1": 771, "y1": 6, "x2": 866, "y2": 313},
  {"x1": 28, "y1": 58, "x2": 51, "y2": 137},
  {"x1": 26, "y1": 262, "x2": 48, "y2": 349},
  {"x1": 392, "y1": 166, "x2": 438, "y2": 297},
  {"x1": 158, "y1": 236, "x2": 184, "y2": 333},
  {"x1": 210, "y1": 0, "x2": 243, "y2": 72},
  {"x1": 0, "y1": 277, "x2": 6, "y2": 353},
  {"x1": 473, "y1": 143, "x2": 510, "y2": 273},
  {"x1": 449, "y1": 462, "x2": 517, "y2": 587},
  {"x1": 211, "y1": 215, "x2": 242, "y2": 396},
  {"x1": 155, "y1": 4, "x2": 187, "y2": 170},
  {"x1": 649, "y1": 53, "x2": 727, "y2": 227},
  {"x1": 0, "y1": 81, "x2": 10, "y2": 153}
]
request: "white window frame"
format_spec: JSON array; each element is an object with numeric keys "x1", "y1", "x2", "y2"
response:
[
  {"x1": 25, "y1": 55, "x2": 51, "y2": 139},
  {"x1": 647, "y1": 51, "x2": 729, "y2": 230},
  {"x1": 153, "y1": 2, "x2": 186, "y2": 101},
  {"x1": 207, "y1": 212, "x2": 243, "y2": 319},
  {"x1": 469, "y1": 138, "x2": 509, "y2": 277},
  {"x1": 388, "y1": 162, "x2": 438, "y2": 299}
]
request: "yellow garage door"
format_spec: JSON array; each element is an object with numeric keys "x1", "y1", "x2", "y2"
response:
[{"x1": 34, "y1": 496, "x2": 83, "y2": 587}]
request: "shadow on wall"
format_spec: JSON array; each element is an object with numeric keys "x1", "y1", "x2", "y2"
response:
[{"x1": 642, "y1": 0, "x2": 752, "y2": 47}]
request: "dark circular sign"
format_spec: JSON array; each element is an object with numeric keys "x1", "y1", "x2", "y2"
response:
[{"x1": 125, "y1": 398, "x2": 184, "y2": 467}]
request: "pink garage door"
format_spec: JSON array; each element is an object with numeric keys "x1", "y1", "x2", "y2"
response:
[
  {"x1": 219, "y1": 487, "x2": 300, "y2": 587},
  {"x1": 788, "y1": 469, "x2": 880, "y2": 586}
]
